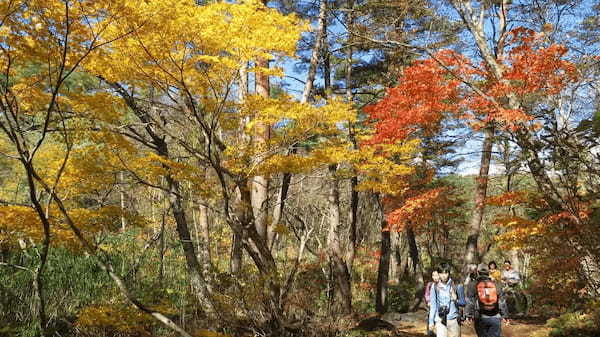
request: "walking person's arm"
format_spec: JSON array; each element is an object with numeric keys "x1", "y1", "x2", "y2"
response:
[
  {"x1": 497, "y1": 281, "x2": 510, "y2": 325},
  {"x1": 463, "y1": 282, "x2": 476, "y2": 323},
  {"x1": 428, "y1": 283, "x2": 438, "y2": 331}
]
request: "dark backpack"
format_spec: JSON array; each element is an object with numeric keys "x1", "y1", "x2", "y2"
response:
[{"x1": 476, "y1": 280, "x2": 499, "y2": 315}]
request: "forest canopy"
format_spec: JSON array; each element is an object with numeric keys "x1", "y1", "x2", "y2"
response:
[{"x1": 0, "y1": 0, "x2": 599, "y2": 336}]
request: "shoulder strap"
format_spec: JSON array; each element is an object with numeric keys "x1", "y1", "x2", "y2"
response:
[
  {"x1": 433, "y1": 282, "x2": 439, "y2": 306},
  {"x1": 450, "y1": 279, "x2": 460, "y2": 304}
]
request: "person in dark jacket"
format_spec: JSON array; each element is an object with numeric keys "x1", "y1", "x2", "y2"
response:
[{"x1": 464, "y1": 264, "x2": 509, "y2": 337}]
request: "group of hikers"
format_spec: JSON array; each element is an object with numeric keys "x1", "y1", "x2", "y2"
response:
[{"x1": 423, "y1": 260, "x2": 522, "y2": 337}]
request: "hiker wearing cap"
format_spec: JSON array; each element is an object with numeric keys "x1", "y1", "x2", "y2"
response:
[
  {"x1": 428, "y1": 263, "x2": 466, "y2": 337},
  {"x1": 464, "y1": 264, "x2": 509, "y2": 337}
]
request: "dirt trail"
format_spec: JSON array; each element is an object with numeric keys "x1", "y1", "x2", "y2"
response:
[{"x1": 393, "y1": 317, "x2": 551, "y2": 337}]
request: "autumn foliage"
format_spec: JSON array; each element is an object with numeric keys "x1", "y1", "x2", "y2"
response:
[
  {"x1": 364, "y1": 27, "x2": 577, "y2": 232},
  {"x1": 0, "y1": 0, "x2": 598, "y2": 335}
]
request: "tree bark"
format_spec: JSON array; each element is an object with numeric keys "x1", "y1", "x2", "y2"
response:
[
  {"x1": 301, "y1": 0, "x2": 328, "y2": 103},
  {"x1": 159, "y1": 209, "x2": 166, "y2": 286},
  {"x1": 198, "y1": 202, "x2": 212, "y2": 267},
  {"x1": 24, "y1": 164, "x2": 50, "y2": 337},
  {"x1": 327, "y1": 164, "x2": 352, "y2": 315},
  {"x1": 268, "y1": 0, "x2": 328, "y2": 251},
  {"x1": 107, "y1": 83, "x2": 217, "y2": 318},
  {"x1": 231, "y1": 63, "x2": 249, "y2": 273},
  {"x1": 346, "y1": 0, "x2": 358, "y2": 276},
  {"x1": 165, "y1": 175, "x2": 216, "y2": 316},
  {"x1": 465, "y1": 126, "x2": 494, "y2": 265},
  {"x1": 390, "y1": 230, "x2": 401, "y2": 284},
  {"x1": 253, "y1": 47, "x2": 271, "y2": 246},
  {"x1": 119, "y1": 171, "x2": 127, "y2": 231},
  {"x1": 406, "y1": 226, "x2": 425, "y2": 310},
  {"x1": 230, "y1": 228, "x2": 243, "y2": 274},
  {"x1": 233, "y1": 180, "x2": 284, "y2": 328},
  {"x1": 375, "y1": 214, "x2": 391, "y2": 313}
]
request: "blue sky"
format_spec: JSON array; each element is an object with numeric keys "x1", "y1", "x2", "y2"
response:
[{"x1": 266, "y1": 0, "x2": 598, "y2": 176}]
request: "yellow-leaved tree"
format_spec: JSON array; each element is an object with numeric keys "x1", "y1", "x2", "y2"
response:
[{"x1": 0, "y1": 0, "x2": 198, "y2": 336}]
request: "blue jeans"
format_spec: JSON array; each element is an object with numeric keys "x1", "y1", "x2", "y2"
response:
[{"x1": 474, "y1": 316, "x2": 501, "y2": 337}]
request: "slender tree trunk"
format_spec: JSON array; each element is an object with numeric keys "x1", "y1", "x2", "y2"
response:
[
  {"x1": 230, "y1": 232, "x2": 243, "y2": 274},
  {"x1": 390, "y1": 230, "x2": 401, "y2": 284},
  {"x1": 346, "y1": 0, "x2": 358, "y2": 276},
  {"x1": 268, "y1": 0, "x2": 328, "y2": 251},
  {"x1": 32, "y1": 248, "x2": 48, "y2": 337},
  {"x1": 231, "y1": 63, "x2": 249, "y2": 272},
  {"x1": 23, "y1": 163, "x2": 50, "y2": 337},
  {"x1": 253, "y1": 46, "x2": 271, "y2": 246},
  {"x1": 301, "y1": 0, "x2": 327, "y2": 103},
  {"x1": 465, "y1": 126, "x2": 494, "y2": 265},
  {"x1": 198, "y1": 202, "x2": 211, "y2": 267},
  {"x1": 375, "y1": 208, "x2": 391, "y2": 314},
  {"x1": 269, "y1": 172, "x2": 291, "y2": 251},
  {"x1": 165, "y1": 175, "x2": 216, "y2": 316},
  {"x1": 327, "y1": 164, "x2": 352, "y2": 315},
  {"x1": 120, "y1": 171, "x2": 126, "y2": 231},
  {"x1": 159, "y1": 209, "x2": 166, "y2": 286},
  {"x1": 406, "y1": 226, "x2": 425, "y2": 310},
  {"x1": 319, "y1": 17, "x2": 351, "y2": 315},
  {"x1": 502, "y1": 139, "x2": 522, "y2": 273},
  {"x1": 233, "y1": 180, "x2": 284, "y2": 328}
]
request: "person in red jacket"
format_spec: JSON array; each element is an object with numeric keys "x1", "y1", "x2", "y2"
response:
[{"x1": 464, "y1": 264, "x2": 509, "y2": 337}]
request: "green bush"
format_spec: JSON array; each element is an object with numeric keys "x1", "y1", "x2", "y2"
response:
[
  {"x1": 547, "y1": 302, "x2": 600, "y2": 337},
  {"x1": 387, "y1": 277, "x2": 416, "y2": 313}
]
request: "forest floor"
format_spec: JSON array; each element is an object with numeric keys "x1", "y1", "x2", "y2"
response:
[
  {"x1": 351, "y1": 312, "x2": 551, "y2": 337},
  {"x1": 392, "y1": 316, "x2": 550, "y2": 337}
]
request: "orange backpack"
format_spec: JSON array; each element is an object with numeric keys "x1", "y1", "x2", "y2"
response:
[{"x1": 476, "y1": 280, "x2": 498, "y2": 312}]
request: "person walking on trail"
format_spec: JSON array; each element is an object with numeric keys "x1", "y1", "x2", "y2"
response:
[
  {"x1": 465, "y1": 264, "x2": 509, "y2": 337},
  {"x1": 488, "y1": 261, "x2": 501, "y2": 282},
  {"x1": 463, "y1": 263, "x2": 478, "y2": 288},
  {"x1": 428, "y1": 263, "x2": 465, "y2": 337},
  {"x1": 426, "y1": 270, "x2": 441, "y2": 335},
  {"x1": 501, "y1": 260, "x2": 521, "y2": 286},
  {"x1": 425, "y1": 270, "x2": 441, "y2": 306}
]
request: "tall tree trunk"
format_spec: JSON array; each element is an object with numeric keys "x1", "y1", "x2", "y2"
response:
[
  {"x1": 327, "y1": 164, "x2": 352, "y2": 315},
  {"x1": 102, "y1": 80, "x2": 213, "y2": 335},
  {"x1": 230, "y1": 231, "x2": 243, "y2": 274},
  {"x1": 301, "y1": 0, "x2": 327, "y2": 103},
  {"x1": 390, "y1": 230, "x2": 401, "y2": 284},
  {"x1": 165, "y1": 175, "x2": 216, "y2": 316},
  {"x1": 234, "y1": 180, "x2": 284, "y2": 328},
  {"x1": 450, "y1": 0, "x2": 506, "y2": 266},
  {"x1": 465, "y1": 126, "x2": 494, "y2": 264},
  {"x1": 198, "y1": 202, "x2": 212, "y2": 267},
  {"x1": 406, "y1": 226, "x2": 425, "y2": 310},
  {"x1": 268, "y1": 0, "x2": 328, "y2": 250},
  {"x1": 159, "y1": 209, "x2": 166, "y2": 286},
  {"x1": 24, "y1": 165, "x2": 50, "y2": 337},
  {"x1": 502, "y1": 139, "x2": 522, "y2": 273},
  {"x1": 375, "y1": 198, "x2": 391, "y2": 313},
  {"x1": 253, "y1": 0, "x2": 272, "y2": 246},
  {"x1": 345, "y1": 0, "x2": 358, "y2": 276},
  {"x1": 120, "y1": 171, "x2": 127, "y2": 231},
  {"x1": 231, "y1": 63, "x2": 250, "y2": 273}
]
